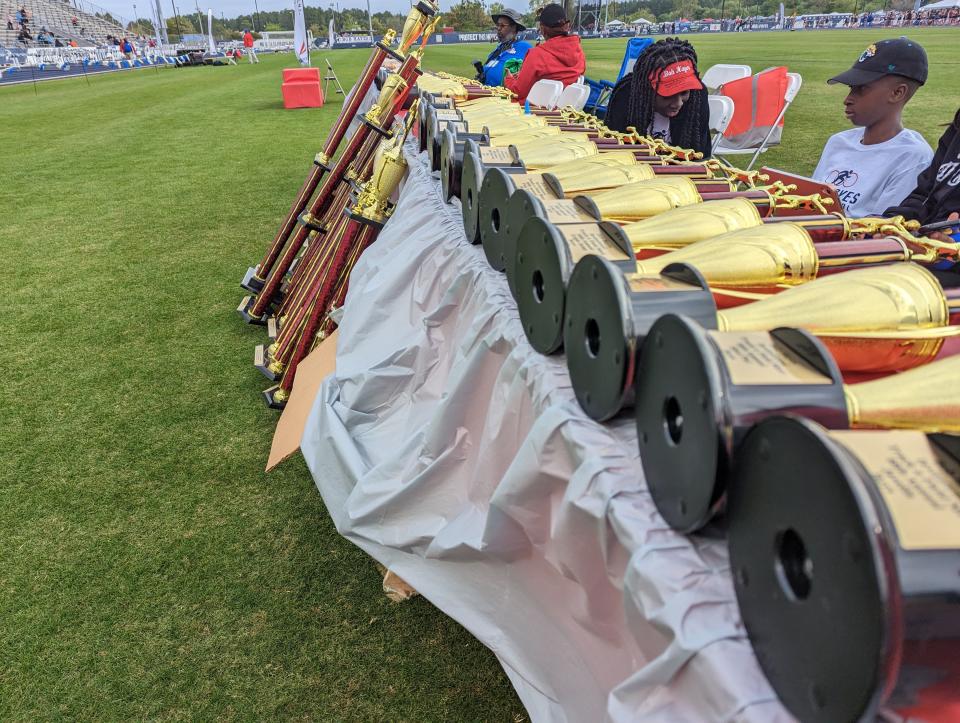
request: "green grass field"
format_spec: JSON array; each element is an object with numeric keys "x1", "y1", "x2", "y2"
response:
[{"x1": 1, "y1": 27, "x2": 958, "y2": 720}]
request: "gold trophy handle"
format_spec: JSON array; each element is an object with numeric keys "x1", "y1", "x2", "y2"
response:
[
  {"x1": 773, "y1": 193, "x2": 833, "y2": 215},
  {"x1": 872, "y1": 216, "x2": 960, "y2": 262}
]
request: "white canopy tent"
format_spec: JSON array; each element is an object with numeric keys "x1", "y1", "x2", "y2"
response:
[
  {"x1": 629, "y1": 17, "x2": 654, "y2": 24},
  {"x1": 921, "y1": 0, "x2": 960, "y2": 8},
  {"x1": 605, "y1": 19, "x2": 626, "y2": 27}
]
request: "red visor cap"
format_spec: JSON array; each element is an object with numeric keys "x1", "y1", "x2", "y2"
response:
[{"x1": 650, "y1": 60, "x2": 703, "y2": 96}]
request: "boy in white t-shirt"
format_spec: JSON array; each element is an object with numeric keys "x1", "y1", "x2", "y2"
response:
[{"x1": 812, "y1": 37, "x2": 933, "y2": 218}]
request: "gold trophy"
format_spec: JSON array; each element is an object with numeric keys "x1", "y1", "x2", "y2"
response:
[
  {"x1": 361, "y1": 71, "x2": 410, "y2": 136},
  {"x1": 385, "y1": 0, "x2": 439, "y2": 61},
  {"x1": 348, "y1": 103, "x2": 417, "y2": 227}
]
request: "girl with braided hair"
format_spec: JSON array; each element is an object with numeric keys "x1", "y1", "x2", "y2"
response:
[{"x1": 605, "y1": 37, "x2": 712, "y2": 157}]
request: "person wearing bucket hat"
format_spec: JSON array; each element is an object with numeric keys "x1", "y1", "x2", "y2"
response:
[
  {"x1": 605, "y1": 37, "x2": 711, "y2": 156},
  {"x1": 811, "y1": 37, "x2": 933, "y2": 218},
  {"x1": 503, "y1": 3, "x2": 585, "y2": 104},
  {"x1": 474, "y1": 8, "x2": 531, "y2": 88}
]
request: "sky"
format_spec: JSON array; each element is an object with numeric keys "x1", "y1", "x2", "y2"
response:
[{"x1": 97, "y1": 0, "x2": 479, "y2": 24}]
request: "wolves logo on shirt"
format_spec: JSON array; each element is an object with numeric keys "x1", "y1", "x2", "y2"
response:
[
  {"x1": 826, "y1": 169, "x2": 861, "y2": 210},
  {"x1": 827, "y1": 169, "x2": 859, "y2": 188}
]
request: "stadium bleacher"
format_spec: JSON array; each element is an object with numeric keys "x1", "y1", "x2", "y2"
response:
[{"x1": 1, "y1": 0, "x2": 128, "y2": 48}]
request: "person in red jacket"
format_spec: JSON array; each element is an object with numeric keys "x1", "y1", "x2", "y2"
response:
[
  {"x1": 504, "y1": 3, "x2": 585, "y2": 105},
  {"x1": 243, "y1": 29, "x2": 259, "y2": 64}
]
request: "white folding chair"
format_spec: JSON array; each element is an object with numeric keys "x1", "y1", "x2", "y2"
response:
[
  {"x1": 708, "y1": 94, "x2": 735, "y2": 153},
  {"x1": 715, "y1": 72, "x2": 803, "y2": 170},
  {"x1": 526, "y1": 79, "x2": 563, "y2": 110},
  {"x1": 556, "y1": 82, "x2": 590, "y2": 111},
  {"x1": 701, "y1": 63, "x2": 751, "y2": 91}
]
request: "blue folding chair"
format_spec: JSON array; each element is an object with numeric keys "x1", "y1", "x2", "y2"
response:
[{"x1": 584, "y1": 37, "x2": 654, "y2": 117}]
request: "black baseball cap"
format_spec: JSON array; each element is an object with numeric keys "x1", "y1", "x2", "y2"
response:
[
  {"x1": 828, "y1": 37, "x2": 928, "y2": 87},
  {"x1": 538, "y1": 3, "x2": 568, "y2": 27}
]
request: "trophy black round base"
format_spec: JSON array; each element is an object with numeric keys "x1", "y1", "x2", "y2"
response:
[
  {"x1": 563, "y1": 256, "x2": 635, "y2": 421},
  {"x1": 566, "y1": 262, "x2": 718, "y2": 421},
  {"x1": 635, "y1": 313, "x2": 725, "y2": 531},
  {"x1": 503, "y1": 190, "x2": 544, "y2": 297},
  {"x1": 514, "y1": 217, "x2": 569, "y2": 354},
  {"x1": 460, "y1": 150, "x2": 484, "y2": 244},
  {"x1": 727, "y1": 417, "x2": 886, "y2": 723},
  {"x1": 479, "y1": 168, "x2": 522, "y2": 271},
  {"x1": 439, "y1": 129, "x2": 458, "y2": 202},
  {"x1": 440, "y1": 129, "x2": 490, "y2": 203},
  {"x1": 240, "y1": 266, "x2": 265, "y2": 294},
  {"x1": 480, "y1": 170, "x2": 527, "y2": 272},
  {"x1": 417, "y1": 103, "x2": 433, "y2": 153},
  {"x1": 415, "y1": 0, "x2": 437, "y2": 16},
  {"x1": 635, "y1": 314, "x2": 847, "y2": 533}
]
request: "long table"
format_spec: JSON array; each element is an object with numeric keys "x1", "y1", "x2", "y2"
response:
[{"x1": 299, "y1": 140, "x2": 795, "y2": 721}]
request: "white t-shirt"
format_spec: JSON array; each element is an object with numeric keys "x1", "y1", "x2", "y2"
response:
[{"x1": 812, "y1": 127, "x2": 933, "y2": 218}]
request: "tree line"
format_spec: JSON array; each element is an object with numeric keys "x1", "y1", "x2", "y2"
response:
[{"x1": 124, "y1": 0, "x2": 901, "y2": 39}]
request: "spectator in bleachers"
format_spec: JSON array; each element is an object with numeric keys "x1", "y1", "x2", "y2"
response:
[
  {"x1": 6, "y1": 15, "x2": 14, "y2": 30},
  {"x1": 71, "y1": 15, "x2": 79, "y2": 27},
  {"x1": 605, "y1": 37, "x2": 711, "y2": 157},
  {"x1": 54, "y1": 37, "x2": 64, "y2": 47},
  {"x1": 812, "y1": 38, "x2": 932, "y2": 217}
]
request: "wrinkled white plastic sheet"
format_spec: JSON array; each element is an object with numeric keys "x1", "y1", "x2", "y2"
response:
[{"x1": 300, "y1": 142, "x2": 795, "y2": 722}]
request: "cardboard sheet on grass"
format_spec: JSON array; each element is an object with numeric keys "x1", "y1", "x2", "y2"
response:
[
  {"x1": 267, "y1": 330, "x2": 339, "y2": 471},
  {"x1": 300, "y1": 141, "x2": 794, "y2": 721}
]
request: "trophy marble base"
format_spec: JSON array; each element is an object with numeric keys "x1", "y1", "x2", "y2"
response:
[
  {"x1": 267, "y1": 317, "x2": 279, "y2": 340},
  {"x1": 240, "y1": 266, "x2": 265, "y2": 294},
  {"x1": 254, "y1": 344, "x2": 280, "y2": 381},
  {"x1": 262, "y1": 384, "x2": 288, "y2": 410},
  {"x1": 236, "y1": 295, "x2": 267, "y2": 325}
]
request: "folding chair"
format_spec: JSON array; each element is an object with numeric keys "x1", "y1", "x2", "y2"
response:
[
  {"x1": 700, "y1": 63, "x2": 751, "y2": 91},
  {"x1": 556, "y1": 82, "x2": 590, "y2": 110},
  {"x1": 527, "y1": 79, "x2": 563, "y2": 110},
  {"x1": 583, "y1": 36, "x2": 655, "y2": 116},
  {"x1": 708, "y1": 94, "x2": 735, "y2": 153},
  {"x1": 715, "y1": 71, "x2": 803, "y2": 171}
]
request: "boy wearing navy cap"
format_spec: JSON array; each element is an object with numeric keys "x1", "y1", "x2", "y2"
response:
[{"x1": 812, "y1": 37, "x2": 933, "y2": 218}]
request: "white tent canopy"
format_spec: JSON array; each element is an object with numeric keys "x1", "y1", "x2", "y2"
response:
[
  {"x1": 629, "y1": 17, "x2": 654, "y2": 24},
  {"x1": 605, "y1": 19, "x2": 625, "y2": 26},
  {"x1": 921, "y1": 0, "x2": 960, "y2": 8}
]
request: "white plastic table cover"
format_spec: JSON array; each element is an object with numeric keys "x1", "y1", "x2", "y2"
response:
[{"x1": 299, "y1": 142, "x2": 796, "y2": 722}]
